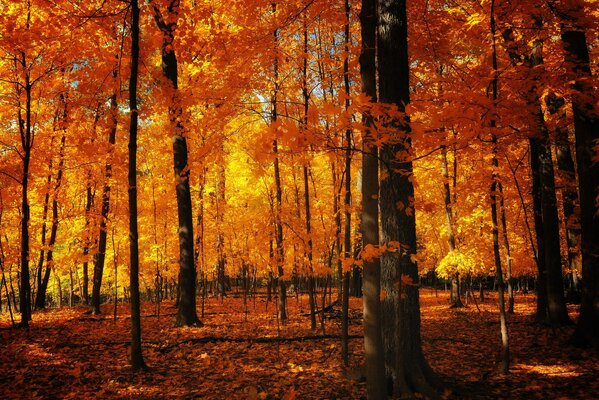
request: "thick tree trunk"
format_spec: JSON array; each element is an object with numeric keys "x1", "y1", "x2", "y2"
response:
[
  {"x1": 556, "y1": 7, "x2": 599, "y2": 347},
  {"x1": 378, "y1": 0, "x2": 439, "y2": 396},
  {"x1": 546, "y1": 94, "x2": 581, "y2": 292},
  {"x1": 359, "y1": 69, "x2": 386, "y2": 396},
  {"x1": 128, "y1": 0, "x2": 145, "y2": 371},
  {"x1": 537, "y1": 128, "x2": 571, "y2": 326}
]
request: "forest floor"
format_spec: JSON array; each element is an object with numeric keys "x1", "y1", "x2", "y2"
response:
[{"x1": 0, "y1": 289, "x2": 598, "y2": 399}]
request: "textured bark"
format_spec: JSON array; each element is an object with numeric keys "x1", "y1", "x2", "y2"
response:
[
  {"x1": 378, "y1": 0, "x2": 439, "y2": 396},
  {"x1": 555, "y1": 4, "x2": 599, "y2": 347},
  {"x1": 359, "y1": 0, "x2": 385, "y2": 394},
  {"x1": 128, "y1": 0, "x2": 145, "y2": 371},
  {"x1": 154, "y1": 0, "x2": 200, "y2": 326}
]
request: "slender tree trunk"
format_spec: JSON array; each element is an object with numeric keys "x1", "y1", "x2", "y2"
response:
[
  {"x1": 441, "y1": 144, "x2": 463, "y2": 309},
  {"x1": 18, "y1": 65, "x2": 33, "y2": 326},
  {"x1": 36, "y1": 113, "x2": 67, "y2": 310},
  {"x1": 499, "y1": 186, "x2": 514, "y2": 314},
  {"x1": 300, "y1": 14, "x2": 317, "y2": 331},
  {"x1": 341, "y1": 0, "x2": 352, "y2": 366},
  {"x1": 153, "y1": 0, "x2": 200, "y2": 326},
  {"x1": 216, "y1": 162, "x2": 226, "y2": 300},
  {"x1": 91, "y1": 89, "x2": 118, "y2": 314},
  {"x1": 128, "y1": 0, "x2": 145, "y2": 371},
  {"x1": 489, "y1": 0, "x2": 509, "y2": 373},
  {"x1": 271, "y1": 2, "x2": 286, "y2": 321}
]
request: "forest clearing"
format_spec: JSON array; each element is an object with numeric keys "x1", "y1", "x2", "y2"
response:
[
  {"x1": 0, "y1": 0, "x2": 598, "y2": 398},
  {"x1": 1, "y1": 291, "x2": 597, "y2": 399}
]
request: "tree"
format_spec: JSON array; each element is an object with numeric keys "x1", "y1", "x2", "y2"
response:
[
  {"x1": 377, "y1": 0, "x2": 440, "y2": 396},
  {"x1": 153, "y1": 0, "x2": 201, "y2": 327},
  {"x1": 551, "y1": 0, "x2": 599, "y2": 348},
  {"x1": 127, "y1": 0, "x2": 146, "y2": 371},
  {"x1": 359, "y1": 0, "x2": 386, "y2": 396}
]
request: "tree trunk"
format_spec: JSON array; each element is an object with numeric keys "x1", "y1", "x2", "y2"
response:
[
  {"x1": 546, "y1": 94, "x2": 581, "y2": 296},
  {"x1": 271, "y1": 2, "x2": 286, "y2": 321},
  {"x1": 91, "y1": 89, "x2": 118, "y2": 314},
  {"x1": 154, "y1": 0, "x2": 200, "y2": 326},
  {"x1": 341, "y1": 0, "x2": 352, "y2": 365},
  {"x1": 556, "y1": 4, "x2": 599, "y2": 347},
  {"x1": 378, "y1": 0, "x2": 439, "y2": 396},
  {"x1": 489, "y1": 1, "x2": 509, "y2": 373},
  {"x1": 128, "y1": 0, "x2": 145, "y2": 371},
  {"x1": 537, "y1": 127, "x2": 571, "y2": 326},
  {"x1": 18, "y1": 65, "x2": 33, "y2": 326},
  {"x1": 36, "y1": 120, "x2": 67, "y2": 310},
  {"x1": 442, "y1": 144, "x2": 463, "y2": 309}
]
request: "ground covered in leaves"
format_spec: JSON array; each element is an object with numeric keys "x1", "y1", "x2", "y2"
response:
[{"x1": 1, "y1": 290, "x2": 597, "y2": 399}]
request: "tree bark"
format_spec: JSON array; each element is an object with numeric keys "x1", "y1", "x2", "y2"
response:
[
  {"x1": 359, "y1": 0, "x2": 386, "y2": 385},
  {"x1": 154, "y1": 0, "x2": 200, "y2": 326},
  {"x1": 341, "y1": 0, "x2": 352, "y2": 365},
  {"x1": 128, "y1": 0, "x2": 145, "y2": 371},
  {"x1": 489, "y1": 0, "x2": 509, "y2": 373},
  {"x1": 36, "y1": 95, "x2": 67, "y2": 310},
  {"x1": 555, "y1": 3, "x2": 599, "y2": 347},
  {"x1": 18, "y1": 58, "x2": 33, "y2": 326},
  {"x1": 378, "y1": 0, "x2": 439, "y2": 396},
  {"x1": 91, "y1": 90, "x2": 118, "y2": 314},
  {"x1": 271, "y1": 2, "x2": 286, "y2": 321}
]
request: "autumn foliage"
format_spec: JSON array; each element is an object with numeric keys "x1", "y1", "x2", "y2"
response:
[{"x1": 0, "y1": 0, "x2": 598, "y2": 398}]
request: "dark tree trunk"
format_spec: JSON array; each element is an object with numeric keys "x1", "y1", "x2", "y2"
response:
[
  {"x1": 529, "y1": 139, "x2": 549, "y2": 320},
  {"x1": 154, "y1": 0, "x2": 200, "y2": 326},
  {"x1": 18, "y1": 65, "x2": 33, "y2": 326},
  {"x1": 556, "y1": 6, "x2": 599, "y2": 347},
  {"x1": 271, "y1": 2, "x2": 286, "y2": 321},
  {"x1": 341, "y1": 0, "x2": 352, "y2": 365},
  {"x1": 34, "y1": 146, "x2": 53, "y2": 309},
  {"x1": 489, "y1": 0, "x2": 509, "y2": 373},
  {"x1": 36, "y1": 102, "x2": 67, "y2": 310},
  {"x1": 216, "y1": 162, "x2": 226, "y2": 299},
  {"x1": 91, "y1": 91, "x2": 118, "y2": 315},
  {"x1": 377, "y1": 0, "x2": 439, "y2": 396},
  {"x1": 128, "y1": 0, "x2": 145, "y2": 371},
  {"x1": 537, "y1": 128, "x2": 571, "y2": 326},
  {"x1": 546, "y1": 94, "x2": 581, "y2": 292}
]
